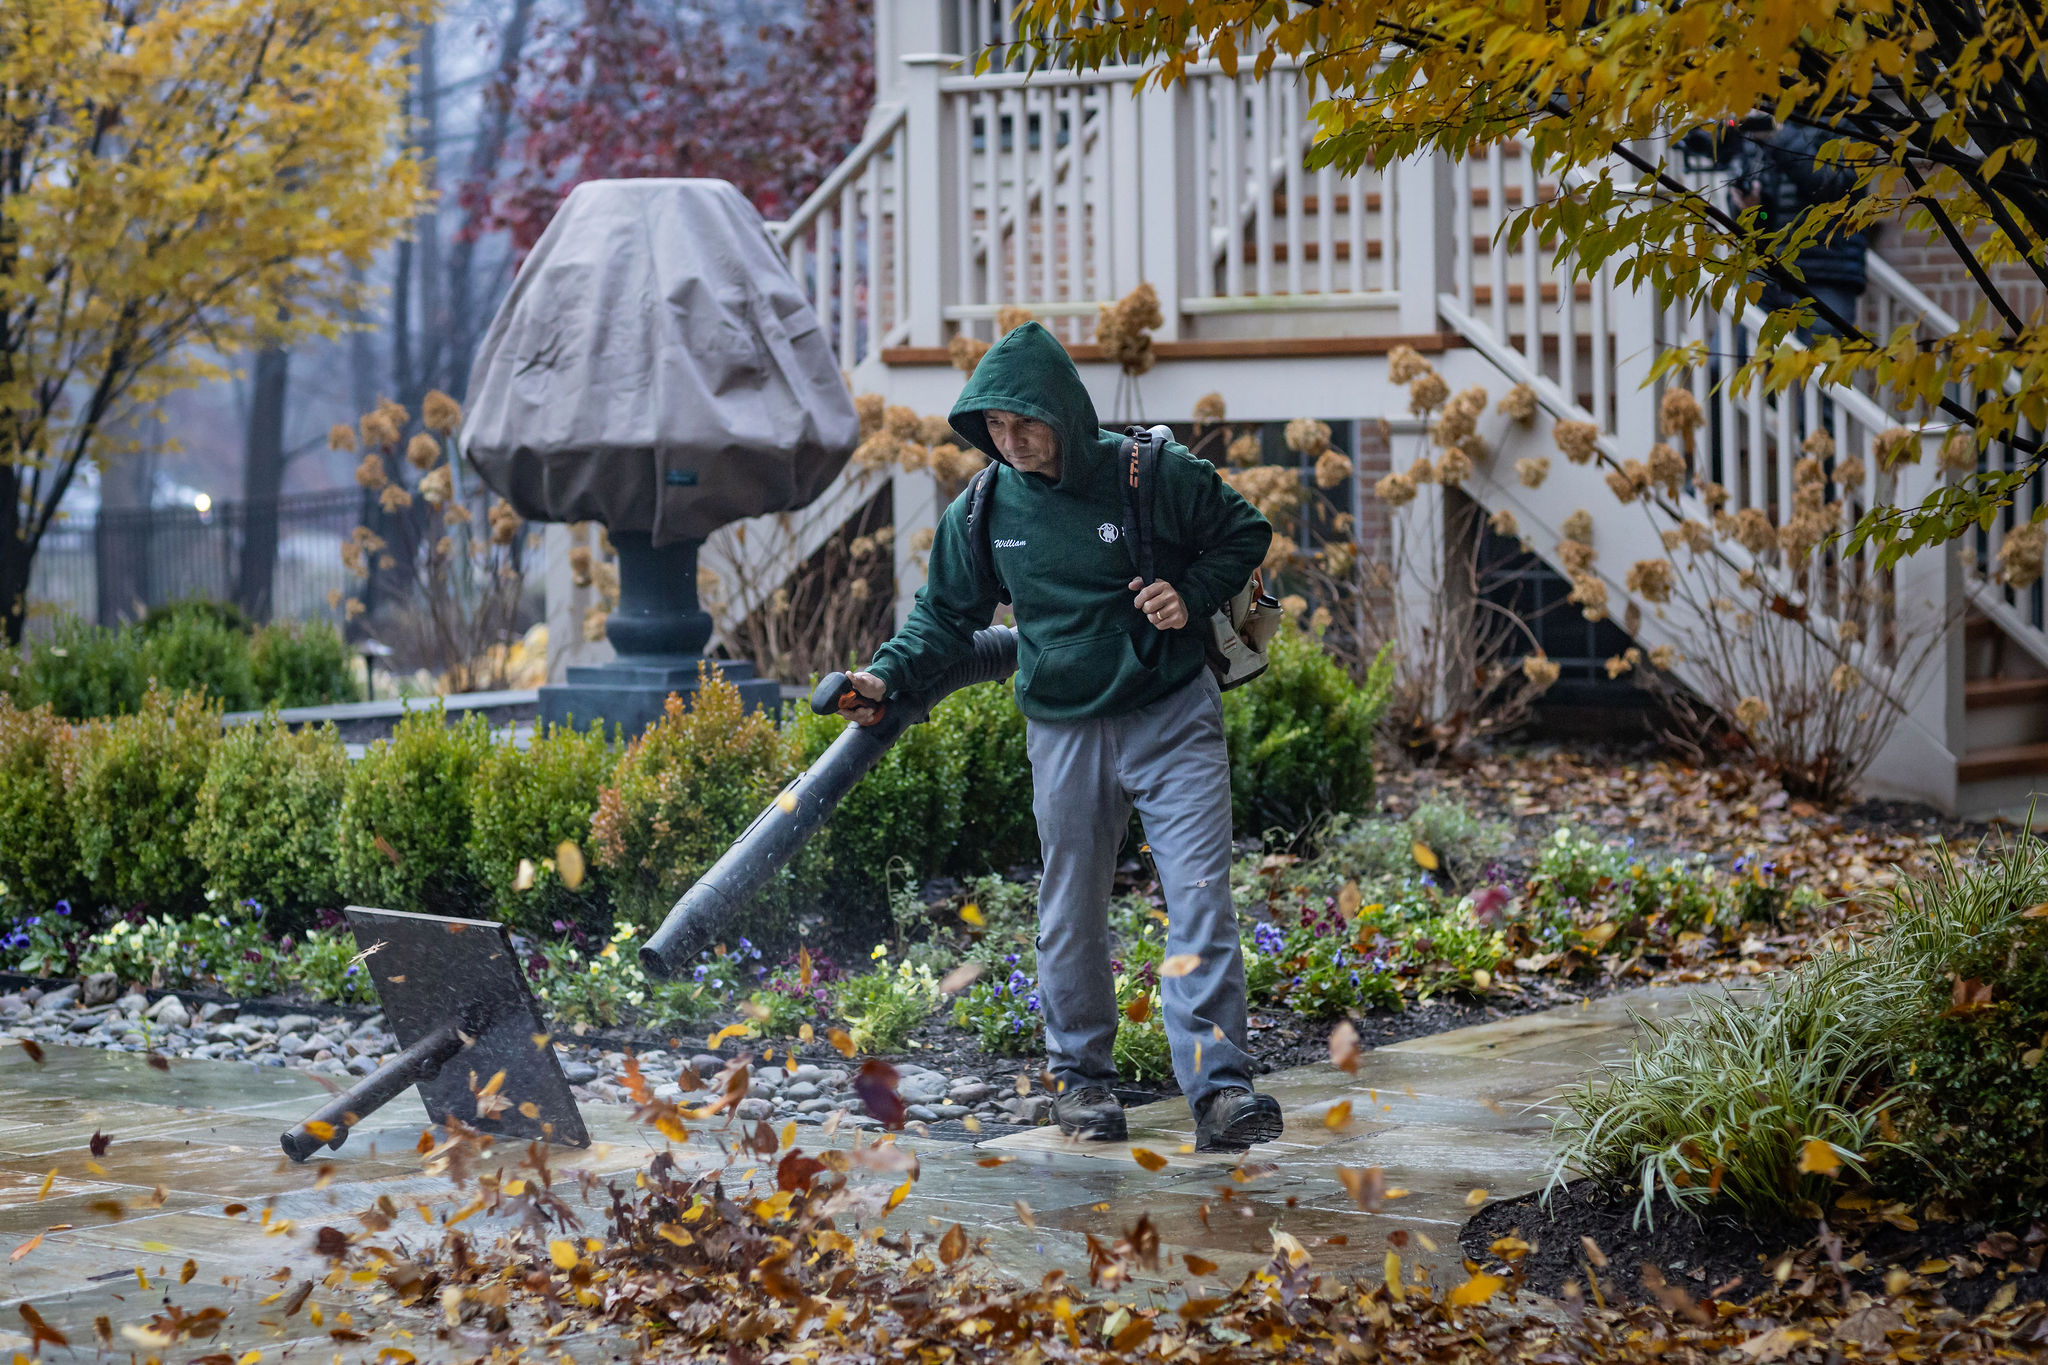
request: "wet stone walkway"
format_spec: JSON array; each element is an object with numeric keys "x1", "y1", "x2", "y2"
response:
[{"x1": 0, "y1": 986, "x2": 1713, "y2": 1359}]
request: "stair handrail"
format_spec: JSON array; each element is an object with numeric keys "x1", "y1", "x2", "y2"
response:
[{"x1": 774, "y1": 103, "x2": 909, "y2": 249}]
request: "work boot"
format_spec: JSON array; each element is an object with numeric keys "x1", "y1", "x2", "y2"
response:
[
  {"x1": 1050, "y1": 1083, "x2": 1127, "y2": 1141},
  {"x1": 1194, "y1": 1088, "x2": 1283, "y2": 1152}
]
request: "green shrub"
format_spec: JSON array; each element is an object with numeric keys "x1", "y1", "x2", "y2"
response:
[
  {"x1": 468, "y1": 722, "x2": 614, "y2": 933},
  {"x1": 1113, "y1": 974, "x2": 1173, "y2": 1083},
  {"x1": 1313, "y1": 799, "x2": 1511, "y2": 895},
  {"x1": 12, "y1": 619, "x2": 145, "y2": 719},
  {"x1": 188, "y1": 716, "x2": 348, "y2": 922},
  {"x1": 0, "y1": 702, "x2": 83, "y2": 911},
  {"x1": 786, "y1": 702, "x2": 967, "y2": 897},
  {"x1": 0, "y1": 905, "x2": 87, "y2": 976},
  {"x1": 1553, "y1": 837, "x2": 2048, "y2": 1225},
  {"x1": 251, "y1": 620, "x2": 359, "y2": 706},
  {"x1": 527, "y1": 923, "x2": 723, "y2": 1028},
  {"x1": 834, "y1": 948, "x2": 938, "y2": 1052},
  {"x1": 1888, "y1": 914, "x2": 2048, "y2": 1214},
  {"x1": 136, "y1": 606, "x2": 257, "y2": 710},
  {"x1": 337, "y1": 707, "x2": 491, "y2": 914},
  {"x1": 294, "y1": 928, "x2": 379, "y2": 1006},
  {"x1": 65, "y1": 688, "x2": 219, "y2": 912},
  {"x1": 1221, "y1": 625, "x2": 1391, "y2": 840},
  {"x1": 934, "y1": 681, "x2": 1037, "y2": 874},
  {"x1": 593, "y1": 669, "x2": 805, "y2": 932}
]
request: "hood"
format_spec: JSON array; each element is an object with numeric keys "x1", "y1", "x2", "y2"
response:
[{"x1": 949, "y1": 322, "x2": 1102, "y2": 485}]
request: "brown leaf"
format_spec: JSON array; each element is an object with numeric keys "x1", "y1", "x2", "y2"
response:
[
  {"x1": 1159, "y1": 953, "x2": 1201, "y2": 978},
  {"x1": 1014, "y1": 1199, "x2": 1035, "y2": 1228},
  {"x1": 373, "y1": 834, "x2": 400, "y2": 865},
  {"x1": 776, "y1": 1151, "x2": 825, "y2": 1193},
  {"x1": 1123, "y1": 994, "x2": 1151, "y2": 1024},
  {"x1": 19, "y1": 1303, "x2": 66, "y2": 1351},
  {"x1": 1111, "y1": 1317, "x2": 1154, "y2": 1351},
  {"x1": 1944, "y1": 974, "x2": 1994, "y2": 1016},
  {"x1": 88, "y1": 1130, "x2": 111, "y2": 1156},
  {"x1": 1336, "y1": 1165, "x2": 1386, "y2": 1210},
  {"x1": 1131, "y1": 1148, "x2": 1168, "y2": 1172},
  {"x1": 1184, "y1": 1253, "x2": 1217, "y2": 1276},
  {"x1": 146, "y1": 1051, "x2": 170, "y2": 1072},
  {"x1": 314, "y1": 1225, "x2": 350, "y2": 1259},
  {"x1": 282, "y1": 1280, "x2": 314, "y2": 1317},
  {"x1": 852, "y1": 1058, "x2": 905, "y2": 1129},
  {"x1": 937, "y1": 1222, "x2": 968, "y2": 1266},
  {"x1": 1328, "y1": 1019, "x2": 1362, "y2": 1073},
  {"x1": 18, "y1": 1037, "x2": 43, "y2": 1063},
  {"x1": 939, "y1": 962, "x2": 982, "y2": 995}
]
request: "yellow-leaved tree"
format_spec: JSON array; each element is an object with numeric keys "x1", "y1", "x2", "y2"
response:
[
  {"x1": 1009, "y1": 0, "x2": 2047, "y2": 565},
  {"x1": 0, "y1": 0, "x2": 432, "y2": 642}
]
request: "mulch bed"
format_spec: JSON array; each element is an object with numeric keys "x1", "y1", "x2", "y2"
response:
[{"x1": 1463, "y1": 1177, "x2": 2048, "y2": 1316}]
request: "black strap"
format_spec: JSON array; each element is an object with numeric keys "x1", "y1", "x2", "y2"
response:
[
  {"x1": 964, "y1": 462, "x2": 1010, "y2": 604},
  {"x1": 1119, "y1": 425, "x2": 1161, "y2": 585}
]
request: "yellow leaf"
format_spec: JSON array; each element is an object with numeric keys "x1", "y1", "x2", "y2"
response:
[
  {"x1": 886, "y1": 1179, "x2": 912, "y2": 1212},
  {"x1": 303, "y1": 1120, "x2": 335, "y2": 1141},
  {"x1": 1448, "y1": 1271, "x2": 1504, "y2": 1307},
  {"x1": 959, "y1": 903, "x2": 985, "y2": 927},
  {"x1": 35, "y1": 1170, "x2": 55, "y2": 1201},
  {"x1": 548, "y1": 1240, "x2": 578, "y2": 1271},
  {"x1": 708, "y1": 1022, "x2": 752, "y2": 1048},
  {"x1": 555, "y1": 841, "x2": 585, "y2": 892},
  {"x1": 512, "y1": 858, "x2": 535, "y2": 893},
  {"x1": 1336, "y1": 881, "x2": 1362, "y2": 919},
  {"x1": 1465, "y1": 1187, "x2": 1491, "y2": 1207},
  {"x1": 776, "y1": 790, "x2": 798, "y2": 814},
  {"x1": 1411, "y1": 841, "x2": 1439, "y2": 871},
  {"x1": 1159, "y1": 953, "x2": 1201, "y2": 978},
  {"x1": 1323, "y1": 1101, "x2": 1353, "y2": 1131},
  {"x1": 1383, "y1": 1251, "x2": 1405, "y2": 1302},
  {"x1": 1796, "y1": 1138, "x2": 1843, "y2": 1175},
  {"x1": 1131, "y1": 1148, "x2": 1169, "y2": 1172},
  {"x1": 827, "y1": 1027, "x2": 857, "y2": 1058},
  {"x1": 799, "y1": 1023, "x2": 814, "y2": 1044}
]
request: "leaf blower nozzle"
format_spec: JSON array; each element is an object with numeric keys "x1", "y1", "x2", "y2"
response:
[{"x1": 639, "y1": 625, "x2": 1019, "y2": 979}]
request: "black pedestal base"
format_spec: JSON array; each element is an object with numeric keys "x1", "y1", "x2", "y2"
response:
[{"x1": 538, "y1": 656, "x2": 781, "y2": 740}]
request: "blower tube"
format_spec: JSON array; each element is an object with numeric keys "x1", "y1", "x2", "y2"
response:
[{"x1": 640, "y1": 626, "x2": 1019, "y2": 979}]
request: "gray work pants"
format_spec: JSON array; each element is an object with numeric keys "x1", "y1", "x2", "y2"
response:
[{"x1": 1026, "y1": 670, "x2": 1254, "y2": 1112}]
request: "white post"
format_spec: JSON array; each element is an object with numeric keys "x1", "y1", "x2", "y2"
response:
[
  {"x1": 891, "y1": 467, "x2": 942, "y2": 629},
  {"x1": 901, "y1": 54, "x2": 959, "y2": 348},
  {"x1": 1395, "y1": 154, "x2": 1451, "y2": 335},
  {"x1": 1607, "y1": 254, "x2": 1659, "y2": 450},
  {"x1": 1138, "y1": 82, "x2": 1186, "y2": 339},
  {"x1": 878, "y1": 0, "x2": 945, "y2": 107},
  {"x1": 1108, "y1": 77, "x2": 1144, "y2": 300}
]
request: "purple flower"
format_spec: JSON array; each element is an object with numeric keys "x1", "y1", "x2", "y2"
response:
[{"x1": 53, "y1": 901, "x2": 71, "y2": 917}]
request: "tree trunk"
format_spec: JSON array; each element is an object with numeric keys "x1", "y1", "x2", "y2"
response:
[
  {"x1": 93, "y1": 420, "x2": 156, "y2": 627},
  {"x1": 235, "y1": 344, "x2": 290, "y2": 620},
  {"x1": 0, "y1": 465, "x2": 29, "y2": 646},
  {"x1": 447, "y1": 0, "x2": 537, "y2": 399}
]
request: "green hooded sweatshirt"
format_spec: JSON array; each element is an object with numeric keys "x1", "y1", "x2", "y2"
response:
[{"x1": 867, "y1": 322, "x2": 1272, "y2": 722}]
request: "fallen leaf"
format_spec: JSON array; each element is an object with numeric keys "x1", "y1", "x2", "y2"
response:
[
  {"x1": 1336, "y1": 881, "x2": 1362, "y2": 919},
  {"x1": 852, "y1": 1058, "x2": 905, "y2": 1128},
  {"x1": 1737, "y1": 1326, "x2": 1811, "y2": 1362},
  {"x1": 512, "y1": 859, "x2": 536, "y2": 892},
  {"x1": 798, "y1": 947, "x2": 814, "y2": 988},
  {"x1": 19, "y1": 1038, "x2": 44, "y2": 1063},
  {"x1": 10, "y1": 1234, "x2": 42, "y2": 1262},
  {"x1": 88, "y1": 1130, "x2": 111, "y2": 1156},
  {"x1": 1159, "y1": 953, "x2": 1201, "y2": 978},
  {"x1": 937, "y1": 1223, "x2": 968, "y2": 1265},
  {"x1": 826, "y1": 1027, "x2": 857, "y2": 1058},
  {"x1": 1123, "y1": 994, "x2": 1151, "y2": 1023},
  {"x1": 1796, "y1": 1138, "x2": 1843, "y2": 1175},
  {"x1": 1944, "y1": 974, "x2": 1994, "y2": 1016},
  {"x1": 373, "y1": 834, "x2": 400, "y2": 865},
  {"x1": 959, "y1": 903, "x2": 985, "y2": 927},
  {"x1": 1328, "y1": 1020, "x2": 1361, "y2": 1073},
  {"x1": 1411, "y1": 841, "x2": 1439, "y2": 871},
  {"x1": 1185, "y1": 1253, "x2": 1217, "y2": 1276},
  {"x1": 1014, "y1": 1199, "x2": 1035, "y2": 1228},
  {"x1": 1131, "y1": 1148, "x2": 1168, "y2": 1172},
  {"x1": 1448, "y1": 1271, "x2": 1503, "y2": 1307},
  {"x1": 19, "y1": 1303, "x2": 67, "y2": 1351},
  {"x1": 146, "y1": 1052, "x2": 170, "y2": 1072},
  {"x1": 940, "y1": 962, "x2": 982, "y2": 995},
  {"x1": 1465, "y1": 1187, "x2": 1490, "y2": 1206},
  {"x1": 1324, "y1": 1100, "x2": 1353, "y2": 1130}
]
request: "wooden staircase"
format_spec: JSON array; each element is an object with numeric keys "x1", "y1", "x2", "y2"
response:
[{"x1": 1958, "y1": 613, "x2": 2048, "y2": 813}]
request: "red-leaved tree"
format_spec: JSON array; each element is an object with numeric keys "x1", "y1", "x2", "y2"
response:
[{"x1": 465, "y1": 0, "x2": 875, "y2": 254}]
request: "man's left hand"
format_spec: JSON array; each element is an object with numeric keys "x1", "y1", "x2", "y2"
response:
[{"x1": 1131, "y1": 578, "x2": 1189, "y2": 631}]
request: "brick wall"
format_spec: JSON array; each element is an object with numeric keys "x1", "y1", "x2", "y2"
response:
[{"x1": 1874, "y1": 221, "x2": 2043, "y2": 329}]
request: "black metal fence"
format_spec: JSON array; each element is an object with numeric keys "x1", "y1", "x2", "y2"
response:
[{"x1": 27, "y1": 489, "x2": 364, "y2": 633}]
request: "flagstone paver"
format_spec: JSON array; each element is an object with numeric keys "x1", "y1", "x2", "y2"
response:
[{"x1": 0, "y1": 985, "x2": 1717, "y2": 1358}]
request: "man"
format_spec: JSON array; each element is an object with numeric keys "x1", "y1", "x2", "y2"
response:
[{"x1": 842, "y1": 322, "x2": 1282, "y2": 1151}]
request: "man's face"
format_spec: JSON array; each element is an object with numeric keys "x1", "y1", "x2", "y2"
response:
[{"x1": 984, "y1": 409, "x2": 1060, "y2": 478}]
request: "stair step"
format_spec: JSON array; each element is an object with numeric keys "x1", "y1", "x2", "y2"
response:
[
  {"x1": 1471, "y1": 281, "x2": 1594, "y2": 306},
  {"x1": 1241, "y1": 236, "x2": 1553, "y2": 264},
  {"x1": 1957, "y1": 741, "x2": 2048, "y2": 783},
  {"x1": 1967, "y1": 676, "x2": 2048, "y2": 709}
]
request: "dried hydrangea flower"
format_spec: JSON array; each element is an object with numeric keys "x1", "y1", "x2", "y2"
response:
[
  {"x1": 1374, "y1": 471, "x2": 1418, "y2": 507},
  {"x1": 1286, "y1": 417, "x2": 1332, "y2": 457},
  {"x1": 406, "y1": 432, "x2": 441, "y2": 471},
  {"x1": 1658, "y1": 387, "x2": 1703, "y2": 439},
  {"x1": 1734, "y1": 695, "x2": 1770, "y2": 730},
  {"x1": 1648, "y1": 644, "x2": 1679, "y2": 669},
  {"x1": 1387, "y1": 344, "x2": 1432, "y2": 385},
  {"x1": 1938, "y1": 428, "x2": 1977, "y2": 474},
  {"x1": 354, "y1": 453, "x2": 389, "y2": 490},
  {"x1": 1996, "y1": 522, "x2": 2047, "y2": 590},
  {"x1": 1522, "y1": 653, "x2": 1561, "y2": 687},
  {"x1": 1872, "y1": 426, "x2": 1920, "y2": 470},
  {"x1": 1800, "y1": 428, "x2": 1835, "y2": 462},
  {"x1": 422, "y1": 389, "x2": 463, "y2": 435},
  {"x1": 1408, "y1": 371, "x2": 1450, "y2": 414},
  {"x1": 1568, "y1": 573, "x2": 1608, "y2": 620},
  {"x1": 1314, "y1": 448, "x2": 1354, "y2": 489},
  {"x1": 1489, "y1": 508, "x2": 1518, "y2": 538},
  {"x1": 947, "y1": 335, "x2": 991, "y2": 374},
  {"x1": 996, "y1": 305, "x2": 1037, "y2": 335},
  {"x1": 1515, "y1": 456, "x2": 1550, "y2": 488},
  {"x1": 1193, "y1": 392, "x2": 1227, "y2": 431},
  {"x1": 1434, "y1": 447, "x2": 1474, "y2": 487},
  {"x1": 1646, "y1": 442, "x2": 1687, "y2": 497},
  {"x1": 328, "y1": 423, "x2": 358, "y2": 453},
  {"x1": 1227, "y1": 432, "x2": 1262, "y2": 467},
  {"x1": 1561, "y1": 508, "x2": 1594, "y2": 544},
  {"x1": 1497, "y1": 383, "x2": 1539, "y2": 423},
  {"x1": 1553, "y1": 418, "x2": 1600, "y2": 464},
  {"x1": 1625, "y1": 558, "x2": 1675, "y2": 604}
]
